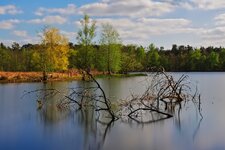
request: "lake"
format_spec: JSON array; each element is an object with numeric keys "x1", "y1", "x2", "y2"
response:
[{"x1": 0, "y1": 72, "x2": 225, "y2": 150}]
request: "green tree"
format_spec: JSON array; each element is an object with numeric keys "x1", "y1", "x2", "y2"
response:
[
  {"x1": 10, "y1": 42, "x2": 21, "y2": 71},
  {"x1": 206, "y1": 51, "x2": 219, "y2": 71},
  {"x1": 146, "y1": 43, "x2": 160, "y2": 69},
  {"x1": 219, "y1": 49, "x2": 225, "y2": 70},
  {"x1": 136, "y1": 46, "x2": 145, "y2": 62},
  {"x1": 121, "y1": 52, "x2": 143, "y2": 74},
  {"x1": 99, "y1": 23, "x2": 121, "y2": 74},
  {"x1": 0, "y1": 43, "x2": 10, "y2": 71},
  {"x1": 159, "y1": 54, "x2": 171, "y2": 71},
  {"x1": 189, "y1": 49, "x2": 206, "y2": 71},
  {"x1": 68, "y1": 49, "x2": 78, "y2": 69},
  {"x1": 76, "y1": 14, "x2": 96, "y2": 72}
]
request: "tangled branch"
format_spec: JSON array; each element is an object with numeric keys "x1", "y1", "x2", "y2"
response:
[{"x1": 22, "y1": 68, "x2": 202, "y2": 124}]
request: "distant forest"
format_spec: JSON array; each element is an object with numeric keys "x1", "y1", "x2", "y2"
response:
[
  {"x1": 1, "y1": 42, "x2": 225, "y2": 73},
  {"x1": 1, "y1": 15, "x2": 225, "y2": 73}
]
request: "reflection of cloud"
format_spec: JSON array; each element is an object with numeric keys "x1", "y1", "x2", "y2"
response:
[
  {"x1": 0, "y1": 5, "x2": 23, "y2": 15},
  {"x1": 27, "y1": 15, "x2": 67, "y2": 25}
]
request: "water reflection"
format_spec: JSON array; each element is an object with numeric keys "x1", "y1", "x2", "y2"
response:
[
  {"x1": 1, "y1": 73, "x2": 225, "y2": 150},
  {"x1": 36, "y1": 85, "x2": 113, "y2": 150},
  {"x1": 33, "y1": 79, "x2": 203, "y2": 150}
]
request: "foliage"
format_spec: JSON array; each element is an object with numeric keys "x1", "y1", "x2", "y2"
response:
[
  {"x1": 120, "y1": 52, "x2": 143, "y2": 74},
  {"x1": 76, "y1": 14, "x2": 96, "y2": 71},
  {"x1": 146, "y1": 43, "x2": 160, "y2": 69},
  {"x1": 99, "y1": 23, "x2": 121, "y2": 74},
  {"x1": 41, "y1": 27, "x2": 69, "y2": 72}
]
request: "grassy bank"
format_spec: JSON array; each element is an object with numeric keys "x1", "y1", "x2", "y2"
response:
[
  {"x1": 0, "y1": 71, "x2": 82, "y2": 83},
  {"x1": 0, "y1": 71, "x2": 147, "y2": 83}
]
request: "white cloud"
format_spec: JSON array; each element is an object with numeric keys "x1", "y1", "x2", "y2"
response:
[
  {"x1": 0, "y1": 19, "x2": 21, "y2": 29},
  {"x1": 27, "y1": 15, "x2": 67, "y2": 24},
  {"x1": 35, "y1": 4, "x2": 77, "y2": 16},
  {"x1": 202, "y1": 27, "x2": 225, "y2": 39},
  {"x1": 0, "y1": 36, "x2": 41, "y2": 46},
  {"x1": 177, "y1": 0, "x2": 225, "y2": 10},
  {"x1": 61, "y1": 31, "x2": 76, "y2": 40},
  {"x1": 214, "y1": 13, "x2": 225, "y2": 26},
  {"x1": 34, "y1": 0, "x2": 175, "y2": 18},
  {"x1": 0, "y1": 5, "x2": 23, "y2": 15},
  {"x1": 157, "y1": 0, "x2": 225, "y2": 10},
  {"x1": 12, "y1": 30, "x2": 28, "y2": 37},
  {"x1": 94, "y1": 17, "x2": 196, "y2": 43},
  {"x1": 79, "y1": 0, "x2": 174, "y2": 17},
  {"x1": 193, "y1": 0, "x2": 225, "y2": 10}
]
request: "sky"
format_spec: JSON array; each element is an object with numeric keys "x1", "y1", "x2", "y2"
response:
[{"x1": 1, "y1": 0, "x2": 225, "y2": 49}]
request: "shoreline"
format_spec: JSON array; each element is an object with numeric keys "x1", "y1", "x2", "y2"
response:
[
  {"x1": 0, "y1": 71, "x2": 83, "y2": 83},
  {"x1": 0, "y1": 71, "x2": 147, "y2": 83}
]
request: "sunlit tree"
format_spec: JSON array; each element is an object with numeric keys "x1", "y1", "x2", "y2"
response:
[{"x1": 40, "y1": 27, "x2": 69, "y2": 80}]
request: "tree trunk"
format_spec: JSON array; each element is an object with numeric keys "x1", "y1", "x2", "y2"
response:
[{"x1": 43, "y1": 70, "x2": 48, "y2": 82}]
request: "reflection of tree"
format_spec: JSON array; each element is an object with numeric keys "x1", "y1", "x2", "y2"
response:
[
  {"x1": 23, "y1": 69, "x2": 202, "y2": 124},
  {"x1": 74, "y1": 107, "x2": 114, "y2": 150},
  {"x1": 22, "y1": 69, "x2": 203, "y2": 150},
  {"x1": 38, "y1": 101, "x2": 70, "y2": 124},
  {"x1": 172, "y1": 95, "x2": 203, "y2": 143},
  {"x1": 35, "y1": 83, "x2": 70, "y2": 124}
]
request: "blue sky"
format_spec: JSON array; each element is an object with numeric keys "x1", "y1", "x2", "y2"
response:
[{"x1": 1, "y1": 0, "x2": 225, "y2": 49}]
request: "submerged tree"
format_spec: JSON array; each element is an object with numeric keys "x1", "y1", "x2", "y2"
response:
[
  {"x1": 40, "y1": 27, "x2": 69, "y2": 81},
  {"x1": 24, "y1": 68, "x2": 202, "y2": 124}
]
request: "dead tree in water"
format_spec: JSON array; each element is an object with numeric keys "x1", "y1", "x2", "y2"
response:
[
  {"x1": 22, "y1": 68, "x2": 202, "y2": 123},
  {"x1": 119, "y1": 67, "x2": 202, "y2": 123}
]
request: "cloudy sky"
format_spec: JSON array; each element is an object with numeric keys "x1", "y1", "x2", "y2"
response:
[{"x1": 1, "y1": 0, "x2": 225, "y2": 48}]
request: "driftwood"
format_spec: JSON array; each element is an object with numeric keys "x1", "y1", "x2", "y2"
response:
[
  {"x1": 22, "y1": 68, "x2": 202, "y2": 124},
  {"x1": 118, "y1": 67, "x2": 202, "y2": 123}
]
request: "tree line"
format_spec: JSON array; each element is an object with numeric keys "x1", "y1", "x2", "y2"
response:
[{"x1": 1, "y1": 14, "x2": 225, "y2": 73}]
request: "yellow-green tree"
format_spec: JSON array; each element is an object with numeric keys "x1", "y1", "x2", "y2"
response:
[{"x1": 40, "y1": 27, "x2": 69, "y2": 80}]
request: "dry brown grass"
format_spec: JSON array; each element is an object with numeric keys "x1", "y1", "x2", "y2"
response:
[
  {"x1": 0, "y1": 69, "x2": 87, "y2": 83},
  {"x1": 0, "y1": 69, "x2": 104, "y2": 83}
]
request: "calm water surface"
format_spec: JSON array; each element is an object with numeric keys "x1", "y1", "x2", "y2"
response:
[{"x1": 0, "y1": 72, "x2": 225, "y2": 150}]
